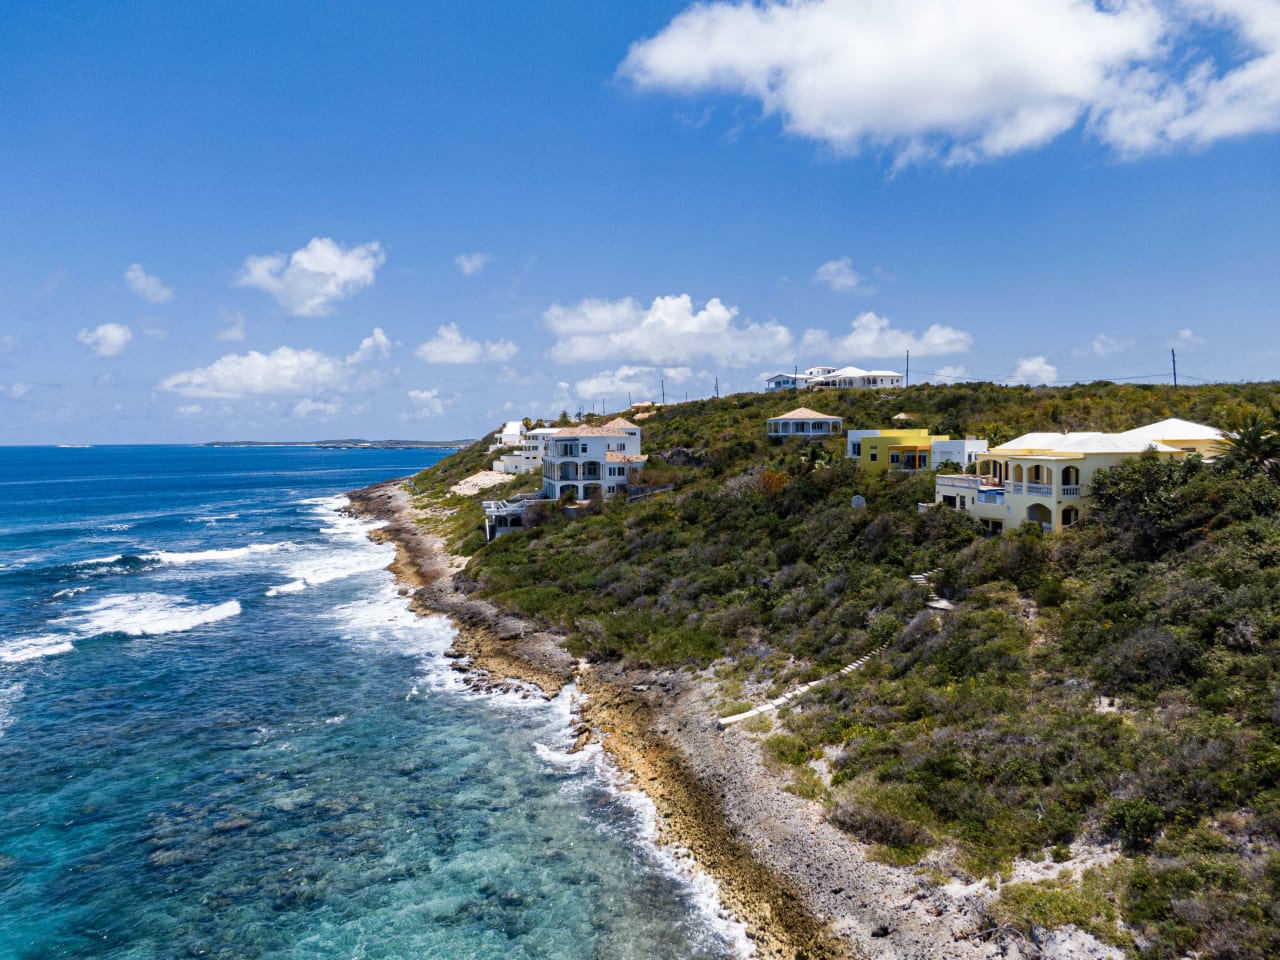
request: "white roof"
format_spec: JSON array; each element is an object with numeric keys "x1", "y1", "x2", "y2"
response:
[
  {"x1": 993, "y1": 419, "x2": 1221, "y2": 456},
  {"x1": 865, "y1": 369, "x2": 903, "y2": 378},
  {"x1": 500, "y1": 420, "x2": 525, "y2": 435},
  {"x1": 1117, "y1": 418, "x2": 1222, "y2": 444}
]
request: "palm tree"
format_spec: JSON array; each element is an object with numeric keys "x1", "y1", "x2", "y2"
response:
[{"x1": 1217, "y1": 409, "x2": 1280, "y2": 481}]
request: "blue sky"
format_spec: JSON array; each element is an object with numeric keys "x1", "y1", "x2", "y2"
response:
[{"x1": 2, "y1": 0, "x2": 1278, "y2": 443}]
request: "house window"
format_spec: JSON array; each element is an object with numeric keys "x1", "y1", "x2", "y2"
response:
[
  {"x1": 890, "y1": 452, "x2": 900, "y2": 464},
  {"x1": 869, "y1": 452, "x2": 878, "y2": 462},
  {"x1": 851, "y1": 442, "x2": 861, "y2": 456},
  {"x1": 920, "y1": 455, "x2": 928, "y2": 467}
]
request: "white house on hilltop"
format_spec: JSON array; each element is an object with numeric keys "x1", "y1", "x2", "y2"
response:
[
  {"x1": 765, "y1": 365, "x2": 903, "y2": 390},
  {"x1": 541, "y1": 418, "x2": 646, "y2": 501},
  {"x1": 493, "y1": 426, "x2": 561, "y2": 475}
]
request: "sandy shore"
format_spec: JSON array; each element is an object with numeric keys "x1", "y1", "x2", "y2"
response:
[{"x1": 346, "y1": 477, "x2": 1014, "y2": 960}]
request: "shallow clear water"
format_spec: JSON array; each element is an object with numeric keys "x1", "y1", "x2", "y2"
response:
[{"x1": 0, "y1": 446, "x2": 746, "y2": 959}]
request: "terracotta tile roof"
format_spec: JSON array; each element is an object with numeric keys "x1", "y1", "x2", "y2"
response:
[
  {"x1": 606, "y1": 451, "x2": 648, "y2": 463},
  {"x1": 603, "y1": 417, "x2": 640, "y2": 430}
]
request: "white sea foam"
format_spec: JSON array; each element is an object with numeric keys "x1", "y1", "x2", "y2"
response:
[
  {"x1": 60, "y1": 593, "x2": 242, "y2": 638},
  {"x1": 52, "y1": 586, "x2": 90, "y2": 599},
  {"x1": 189, "y1": 513, "x2": 239, "y2": 525},
  {"x1": 75, "y1": 553, "x2": 126, "y2": 567},
  {"x1": 264, "y1": 580, "x2": 307, "y2": 597},
  {"x1": 151, "y1": 543, "x2": 291, "y2": 565},
  {"x1": 593, "y1": 744, "x2": 756, "y2": 957},
  {"x1": 0, "y1": 682, "x2": 25, "y2": 737},
  {"x1": 0, "y1": 634, "x2": 76, "y2": 664},
  {"x1": 99, "y1": 522, "x2": 133, "y2": 532}
]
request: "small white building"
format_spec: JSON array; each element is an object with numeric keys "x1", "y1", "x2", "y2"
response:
[
  {"x1": 487, "y1": 419, "x2": 527, "y2": 454},
  {"x1": 541, "y1": 418, "x2": 646, "y2": 501},
  {"x1": 493, "y1": 426, "x2": 561, "y2": 475},
  {"x1": 931, "y1": 438, "x2": 988, "y2": 469},
  {"x1": 766, "y1": 407, "x2": 844, "y2": 439}
]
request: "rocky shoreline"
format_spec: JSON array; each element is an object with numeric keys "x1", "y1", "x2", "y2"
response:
[{"x1": 345, "y1": 477, "x2": 1023, "y2": 960}]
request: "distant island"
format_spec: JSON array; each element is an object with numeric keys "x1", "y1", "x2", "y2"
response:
[{"x1": 203, "y1": 439, "x2": 473, "y2": 449}]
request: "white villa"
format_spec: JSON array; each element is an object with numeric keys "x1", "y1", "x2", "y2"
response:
[
  {"x1": 541, "y1": 418, "x2": 647, "y2": 501},
  {"x1": 767, "y1": 407, "x2": 844, "y2": 439},
  {"x1": 765, "y1": 365, "x2": 903, "y2": 391},
  {"x1": 932, "y1": 418, "x2": 1222, "y2": 534},
  {"x1": 487, "y1": 419, "x2": 526, "y2": 452},
  {"x1": 493, "y1": 426, "x2": 561, "y2": 475}
]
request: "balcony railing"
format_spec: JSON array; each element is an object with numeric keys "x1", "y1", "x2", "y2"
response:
[
  {"x1": 1026, "y1": 483, "x2": 1053, "y2": 496},
  {"x1": 1007, "y1": 482, "x2": 1023, "y2": 494},
  {"x1": 1062, "y1": 485, "x2": 1081, "y2": 497},
  {"x1": 937, "y1": 475, "x2": 982, "y2": 489}
]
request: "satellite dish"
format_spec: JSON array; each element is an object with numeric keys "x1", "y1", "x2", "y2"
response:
[{"x1": 850, "y1": 495, "x2": 867, "y2": 510}]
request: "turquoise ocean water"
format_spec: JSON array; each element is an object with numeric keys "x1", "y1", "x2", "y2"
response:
[{"x1": 0, "y1": 446, "x2": 746, "y2": 959}]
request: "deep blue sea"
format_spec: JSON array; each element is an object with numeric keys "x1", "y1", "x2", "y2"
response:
[{"x1": 0, "y1": 446, "x2": 746, "y2": 960}]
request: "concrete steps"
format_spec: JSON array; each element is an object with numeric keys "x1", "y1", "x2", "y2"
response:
[{"x1": 718, "y1": 643, "x2": 887, "y2": 730}]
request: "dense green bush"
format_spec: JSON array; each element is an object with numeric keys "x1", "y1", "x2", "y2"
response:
[{"x1": 407, "y1": 383, "x2": 1280, "y2": 957}]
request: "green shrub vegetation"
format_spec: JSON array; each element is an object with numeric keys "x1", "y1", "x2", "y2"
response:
[{"x1": 408, "y1": 382, "x2": 1280, "y2": 958}]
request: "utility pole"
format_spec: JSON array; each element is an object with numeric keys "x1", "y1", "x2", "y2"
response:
[
  {"x1": 715, "y1": 377, "x2": 719, "y2": 398},
  {"x1": 905, "y1": 350, "x2": 910, "y2": 387},
  {"x1": 1171, "y1": 348, "x2": 1178, "y2": 387},
  {"x1": 627, "y1": 391, "x2": 632, "y2": 407},
  {"x1": 661, "y1": 379, "x2": 665, "y2": 405}
]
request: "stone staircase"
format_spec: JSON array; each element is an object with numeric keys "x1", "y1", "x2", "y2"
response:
[
  {"x1": 718, "y1": 643, "x2": 887, "y2": 730},
  {"x1": 717, "y1": 570, "x2": 955, "y2": 731}
]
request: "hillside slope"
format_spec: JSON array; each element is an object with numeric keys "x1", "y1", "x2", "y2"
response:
[{"x1": 413, "y1": 382, "x2": 1280, "y2": 959}]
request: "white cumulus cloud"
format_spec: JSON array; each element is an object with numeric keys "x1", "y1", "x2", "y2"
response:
[
  {"x1": 621, "y1": 0, "x2": 1280, "y2": 164},
  {"x1": 1010, "y1": 356, "x2": 1059, "y2": 385},
  {"x1": 801, "y1": 311, "x2": 971, "y2": 359},
  {"x1": 405, "y1": 388, "x2": 449, "y2": 419},
  {"x1": 545, "y1": 294, "x2": 792, "y2": 366},
  {"x1": 161, "y1": 328, "x2": 389, "y2": 399},
  {"x1": 1171, "y1": 327, "x2": 1206, "y2": 349},
  {"x1": 292, "y1": 398, "x2": 341, "y2": 418},
  {"x1": 234, "y1": 237, "x2": 385, "y2": 316},
  {"x1": 415, "y1": 323, "x2": 517, "y2": 364},
  {"x1": 454, "y1": 252, "x2": 491, "y2": 276},
  {"x1": 574, "y1": 365, "x2": 694, "y2": 402},
  {"x1": 78, "y1": 323, "x2": 133, "y2": 357},
  {"x1": 124, "y1": 263, "x2": 174, "y2": 303},
  {"x1": 2, "y1": 382, "x2": 29, "y2": 399},
  {"x1": 1091, "y1": 333, "x2": 1134, "y2": 356},
  {"x1": 931, "y1": 365, "x2": 971, "y2": 382},
  {"x1": 814, "y1": 257, "x2": 860, "y2": 292}
]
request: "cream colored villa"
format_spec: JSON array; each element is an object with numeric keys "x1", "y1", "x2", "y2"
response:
[
  {"x1": 932, "y1": 418, "x2": 1222, "y2": 534},
  {"x1": 766, "y1": 407, "x2": 844, "y2": 439},
  {"x1": 541, "y1": 418, "x2": 646, "y2": 501}
]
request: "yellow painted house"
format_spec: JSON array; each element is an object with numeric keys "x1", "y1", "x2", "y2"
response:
[
  {"x1": 932, "y1": 417, "x2": 1222, "y2": 534},
  {"x1": 846, "y1": 428, "x2": 951, "y2": 475}
]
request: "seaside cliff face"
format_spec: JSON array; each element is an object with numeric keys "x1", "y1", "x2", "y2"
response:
[{"x1": 354, "y1": 382, "x2": 1280, "y2": 960}]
